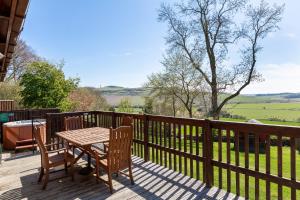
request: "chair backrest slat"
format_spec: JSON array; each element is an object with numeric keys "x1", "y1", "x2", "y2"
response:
[
  {"x1": 64, "y1": 116, "x2": 83, "y2": 131},
  {"x1": 121, "y1": 116, "x2": 133, "y2": 127},
  {"x1": 34, "y1": 126, "x2": 48, "y2": 166},
  {"x1": 108, "y1": 126, "x2": 133, "y2": 172}
]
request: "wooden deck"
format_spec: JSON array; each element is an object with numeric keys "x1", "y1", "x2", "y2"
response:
[{"x1": 0, "y1": 153, "x2": 242, "y2": 200}]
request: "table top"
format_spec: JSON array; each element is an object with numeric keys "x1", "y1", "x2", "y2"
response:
[{"x1": 56, "y1": 127, "x2": 110, "y2": 146}]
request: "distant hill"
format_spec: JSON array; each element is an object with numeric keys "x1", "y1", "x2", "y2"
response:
[
  {"x1": 84, "y1": 85, "x2": 300, "y2": 106},
  {"x1": 99, "y1": 86, "x2": 149, "y2": 96}
]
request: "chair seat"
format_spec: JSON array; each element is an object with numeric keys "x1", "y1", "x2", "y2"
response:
[{"x1": 48, "y1": 152, "x2": 74, "y2": 167}]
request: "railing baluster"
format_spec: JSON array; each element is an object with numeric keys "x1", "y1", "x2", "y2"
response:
[
  {"x1": 290, "y1": 137, "x2": 296, "y2": 200},
  {"x1": 255, "y1": 133, "x2": 259, "y2": 200},
  {"x1": 173, "y1": 123, "x2": 177, "y2": 171},
  {"x1": 134, "y1": 118, "x2": 137, "y2": 156},
  {"x1": 278, "y1": 135, "x2": 282, "y2": 200},
  {"x1": 168, "y1": 122, "x2": 172, "y2": 170},
  {"x1": 179, "y1": 124, "x2": 182, "y2": 173},
  {"x1": 159, "y1": 121, "x2": 162, "y2": 165},
  {"x1": 218, "y1": 128, "x2": 222, "y2": 189},
  {"x1": 184, "y1": 124, "x2": 187, "y2": 176},
  {"x1": 245, "y1": 132, "x2": 249, "y2": 199},
  {"x1": 226, "y1": 129, "x2": 231, "y2": 192},
  {"x1": 164, "y1": 121, "x2": 167, "y2": 168},
  {"x1": 190, "y1": 125, "x2": 193, "y2": 178},
  {"x1": 235, "y1": 130, "x2": 240, "y2": 196},
  {"x1": 266, "y1": 134, "x2": 271, "y2": 200},
  {"x1": 196, "y1": 126, "x2": 200, "y2": 180},
  {"x1": 151, "y1": 120, "x2": 154, "y2": 162},
  {"x1": 155, "y1": 121, "x2": 159, "y2": 164}
]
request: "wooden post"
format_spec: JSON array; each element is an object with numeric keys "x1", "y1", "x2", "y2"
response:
[
  {"x1": 45, "y1": 114, "x2": 52, "y2": 150},
  {"x1": 204, "y1": 119, "x2": 213, "y2": 187},
  {"x1": 296, "y1": 138, "x2": 300, "y2": 151},
  {"x1": 143, "y1": 114, "x2": 149, "y2": 162},
  {"x1": 112, "y1": 111, "x2": 116, "y2": 128},
  {"x1": 94, "y1": 111, "x2": 99, "y2": 127}
]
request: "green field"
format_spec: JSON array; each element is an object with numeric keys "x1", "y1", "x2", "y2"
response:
[{"x1": 225, "y1": 103, "x2": 300, "y2": 122}]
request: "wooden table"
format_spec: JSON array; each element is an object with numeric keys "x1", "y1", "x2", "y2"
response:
[{"x1": 56, "y1": 127, "x2": 110, "y2": 174}]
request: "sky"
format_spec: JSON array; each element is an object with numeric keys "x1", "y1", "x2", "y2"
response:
[{"x1": 21, "y1": 0, "x2": 300, "y2": 94}]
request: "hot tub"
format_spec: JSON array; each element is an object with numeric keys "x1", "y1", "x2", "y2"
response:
[{"x1": 3, "y1": 119, "x2": 46, "y2": 150}]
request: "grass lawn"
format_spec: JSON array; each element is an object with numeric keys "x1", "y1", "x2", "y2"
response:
[
  {"x1": 225, "y1": 102, "x2": 300, "y2": 122},
  {"x1": 221, "y1": 117, "x2": 300, "y2": 127}
]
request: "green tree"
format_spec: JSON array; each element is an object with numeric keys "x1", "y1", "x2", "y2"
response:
[
  {"x1": 117, "y1": 98, "x2": 134, "y2": 113},
  {"x1": 0, "y1": 81, "x2": 22, "y2": 108},
  {"x1": 143, "y1": 96, "x2": 154, "y2": 114},
  {"x1": 19, "y1": 61, "x2": 78, "y2": 109}
]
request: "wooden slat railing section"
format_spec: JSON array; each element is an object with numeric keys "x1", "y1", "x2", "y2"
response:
[
  {"x1": 0, "y1": 100, "x2": 14, "y2": 111},
  {"x1": 210, "y1": 120, "x2": 300, "y2": 200},
  {"x1": 45, "y1": 111, "x2": 300, "y2": 199},
  {"x1": 46, "y1": 111, "x2": 98, "y2": 146}
]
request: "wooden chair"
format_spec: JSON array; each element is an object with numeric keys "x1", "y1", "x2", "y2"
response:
[
  {"x1": 34, "y1": 126, "x2": 75, "y2": 189},
  {"x1": 121, "y1": 116, "x2": 133, "y2": 127},
  {"x1": 103, "y1": 116, "x2": 133, "y2": 152},
  {"x1": 93, "y1": 126, "x2": 134, "y2": 193},
  {"x1": 64, "y1": 116, "x2": 84, "y2": 154},
  {"x1": 64, "y1": 116, "x2": 83, "y2": 131}
]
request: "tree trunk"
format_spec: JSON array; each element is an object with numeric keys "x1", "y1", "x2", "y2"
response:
[
  {"x1": 188, "y1": 108, "x2": 193, "y2": 118},
  {"x1": 172, "y1": 96, "x2": 176, "y2": 117},
  {"x1": 211, "y1": 85, "x2": 219, "y2": 120}
]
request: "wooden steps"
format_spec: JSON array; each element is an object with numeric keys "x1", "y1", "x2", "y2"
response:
[
  {"x1": 15, "y1": 139, "x2": 37, "y2": 151},
  {"x1": 15, "y1": 144, "x2": 37, "y2": 150},
  {"x1": 16, "y1": 138, "x2": 35, "y2": 145}
]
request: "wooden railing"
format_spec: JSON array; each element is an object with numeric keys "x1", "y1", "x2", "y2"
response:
[
  {"x1": 0, "y1": 100, "x2": 14, "y2": 111},
  {"x1": 45, "y1": 111, "x2": 300, "y2": 200}
]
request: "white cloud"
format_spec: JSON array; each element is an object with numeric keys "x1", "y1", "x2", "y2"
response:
[
  {"x1": 286, "y1": 32, "x2": 297, "y2": 39},
  {"x1": 242, "y1": 63, "x2": 300, "y2": 94},
  {"x1": 123, "y1": 52, "x2": 133, "y2": 56}
]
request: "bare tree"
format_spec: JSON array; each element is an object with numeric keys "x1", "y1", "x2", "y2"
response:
[
  {"x1": 147, "y1": 52, "x2": 207, "y2": 118},
  {"x1": 6, "y1": 39, "x2": 39, "y2": 81},
  {"x1": 146, "y1": 73, "x2": 179, "y2": 117},
  {"x1": 159, "y1": 0, "x2": 284, "y2": 119}
]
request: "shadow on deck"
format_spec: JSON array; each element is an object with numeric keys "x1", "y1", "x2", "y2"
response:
[{"x1": 0, "y1": 153, "x2": 242, "y2": 200}]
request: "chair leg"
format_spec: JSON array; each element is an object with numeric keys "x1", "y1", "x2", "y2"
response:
[
  {"x1": 108, "y1": 172, "x2": 113, "y2": 194},
  {"x1": 95, "y1": 156, "x2": 99, "y2": 184},
  {"x1": 42, "y1": 169, "x2": 49, "y2": 190},
  {"x1": 38, "y1": 167, "x2": 44, "y2": 183},
  {"x1": 129, "y1": 164, "x2": 134, "y2": 185}
]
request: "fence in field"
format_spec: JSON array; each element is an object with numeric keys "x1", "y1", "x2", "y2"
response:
[
  {"x1": 0, "y1": 100, "x2": 14, "y2": 111},
  {"x1": 0, "y1": 108, "x2": 60, "y2": 143},
  {"x1": 46, "y1": 110, "x2": 300, "y2": 200}
]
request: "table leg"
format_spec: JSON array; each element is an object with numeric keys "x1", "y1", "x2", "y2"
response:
[
  {"x1": 87, "y1": 153, "x2": 91, "y2": 167},
  {"x1": 78, "y1": 152, "x2": 93, "y2": 175}
]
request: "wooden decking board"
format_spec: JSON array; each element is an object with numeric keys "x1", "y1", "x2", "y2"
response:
[{"x1": 0, "y1": 153, "x2": 243, "y2": 200}]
